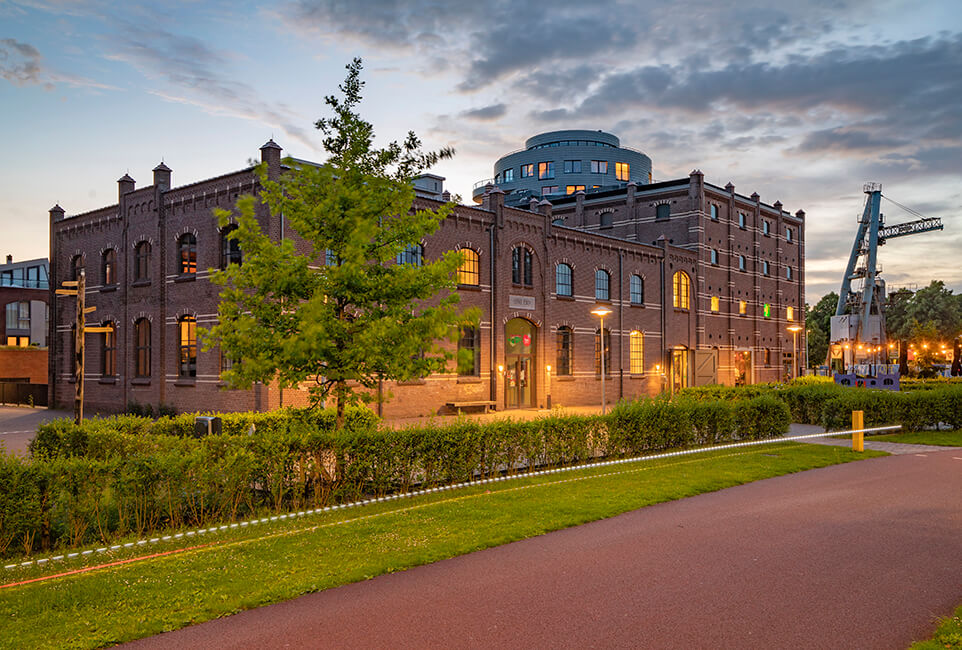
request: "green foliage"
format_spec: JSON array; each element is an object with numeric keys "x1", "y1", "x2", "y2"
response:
[
  {"x1": 806, "y1": 292, "x2": 837, "y2": 367},
  {"x1": 202, "y1": 58, "x2": 470, "y2": 428},
  {"x1": 820, "y1": 385, "x2": 962, "y2": 431}
]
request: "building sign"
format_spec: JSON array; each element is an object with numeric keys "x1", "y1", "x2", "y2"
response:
[{"x1": 508, "y1": 295, "x2": 535, "y2": 311}]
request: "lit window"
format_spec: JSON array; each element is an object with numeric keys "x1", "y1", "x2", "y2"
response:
[
  {"x1": 738, "y1": 255, "x2": 746, "y2": 271},
  {"x1": 565, "y1": 185, "x2": 586, "y2": 194},
  {"x1": 563, "y1": 160, "x2": 582, "y2": 173},
  {"x1": 739, "y1": 300, "x2": 747, "y2": 315},
  {"x1": 656, "y1": 204, "x2": 670, "y2": 220},
  {"x1": 763, "y1": 260, "x2": 770, "y2": 276},
  {"x1": 556, "y1": 326, "x2": 573, "y2": 375},
  {"x1": 787, "y1": 306, "x2": 795, "y2": 321},
  {"x1": 134, "y1": 241, "x2": 150, "y2": 281},
  {"x1": 673, "y1": 271, "x2": 690, "y2": 310},
  {"x1": 710, "y1": 204, "x2": 718, "y2": 220},
  {"x1": 630, "y1": 275, "x2": 644, "y2": 304},
  {"x1": 178, "y1": 233, "x2": 197, "y2": 275},
  {"x1": 101, "y1": 321, "x2": 115, "y2": 376},
  {"x1": 595, "y1": 269, "x2": 610, "y2": 301},
  {"x1": 458, "y1": 326, "x2": 480, "y2": 376},
  {"x1": 594, "y1": 328, "x2": 611, "y2": 375},
  {"x1": 102, "y1": 249, "x2": 116, "y2": 286},
  {"x1": 457, "y1": 249, "x2": 480, "y2": 286},
  {"x1": 615, "y1": 162, "x2": 630, "y2": 181},
  {"x1": 178, "y1": 315, "x2": 196, "y2": 378},
  {"x1": 135, "y1": 318, "x2": 151, "y2": 377},
  {"x1": 765, "y1": 349, "x2": 772, "y2": 365},
  {"x1": 220, "y1": 225, "x2": 242, "y2": 269},
  {"x1": 763, "y1": 303, "x2": 772, "y2": 318},
  {"x1": 630, "y1": 331, "x2": 644, "y2": 374},
  {"x1": 521, "y1": 164, "x2": 534, "y2": 178},
  {"x1": 556, "y1": 263, "x2": 572, "y2": 297},
  {"x1": 711, "y1": 296, "x2": 720, "y2": 312},
  {"x1": 503, "y1": 168, "x2": 514, "y2": 182},
  {"x1": 541, "y1": 186, "x2": 559, "y2": 196},
  {"x1": 710, "y1": 249, "x2": 718, "y2": 265},
  {"x1": 538, "y1": 162, "x2": 554, "y2": 180},
  {"x1": 590, "y1": 160, "x2": 608, "y2": 174},
  {"x1": 738, "y1": 212, "x2": 746, "y2": 229},
  {"x1": 396, "y1": 243, "x2": 423, "y2": 267}
]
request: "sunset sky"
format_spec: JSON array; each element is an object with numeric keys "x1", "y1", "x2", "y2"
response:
[{"x1": 2, "y1": 0, "x2": 960, "y2": 301}]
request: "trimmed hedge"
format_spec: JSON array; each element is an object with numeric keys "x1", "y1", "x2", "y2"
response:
[
  {"x1": 1, "y1": 397, "x2": 790, "y2": 559},
  {"x1": 820, "y1": 385, "x2": 962, "y2": 431}
]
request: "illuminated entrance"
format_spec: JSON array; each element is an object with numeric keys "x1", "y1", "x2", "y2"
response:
[
  {"x1": 733, "y1": 350, "x2": 752, "y2": 386},
  {"x1": 671, "y1": 347, "x2": 690, "y2": 393},
  {"x1": 504, "y1": 318, "x2": 537, "y2": 408}
]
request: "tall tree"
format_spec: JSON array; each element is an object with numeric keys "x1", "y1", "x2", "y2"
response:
[
  {"x1": 805, "y1": 292, "x2": 837, "y2": 367},
  {"x1": 203, "y1": 58, "x2": 467, "y2": 429},
  {"x1": 905, "y1": 280, "x2": 960, "y2": 339}
]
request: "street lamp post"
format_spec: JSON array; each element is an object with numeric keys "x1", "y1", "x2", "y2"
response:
[
  {"x1": 788, "y1": 325, "x2": 802, "y2": 380},
  {"x1": 591, "y1": 306, "x2": 613, "y2": 414}
]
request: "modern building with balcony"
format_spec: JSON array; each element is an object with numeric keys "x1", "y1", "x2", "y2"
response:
[{"x1": 472, "y1": 130, "x2": 652, "y2": 206}]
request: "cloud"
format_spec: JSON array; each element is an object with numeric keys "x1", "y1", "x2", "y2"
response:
[
  {"x1": 105, "y1": 24, "x2": 315, "y2": 149},
  {"x1": 460, "y1": 103, "x2": 507, "y2": 121},
  {"x1": 0, "y1": 37, "x2": 113, "y2": 90}
]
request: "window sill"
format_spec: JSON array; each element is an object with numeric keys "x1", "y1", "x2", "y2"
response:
[
  {"x1": 554, "y1": 376, "x2": 575, "y2": 382},
  {"x1": 674, "y1": 308, "x2": 690, "y2": 314},
  {"x1": 594, "y1": 298, "x2": 612, "y2": 305},
  {"x1": 457, "y1": 284, "x2": 482, "y2": 292},
  {"x1": 98, "y1": 377, "x2": 118, "y2": 385},
  {"x1": 174, "y1": 274, "x2": 196, "y2": 283},
  {"x1": 555, "y1": 294, "x2": 575, "y2": 301},
  {"x1": 131, "y1": 378, "x2": 151, "y2": 386},
  {"x1": 511, "y1": 283, "x2": 534, "y2": 290},
  {"x1": 174, "y1": 379, "x2": 196, "y2": 387},
  {"x1": 397, "y1": 379, "x2": 426, "y2": 386},
  {"x1": 131, "y1": 279, "x2": 151, "y2": 288},
  {"x1": 99, "y1": 285, "x2": 118, "y2": 293},
  {"x1": 457, "y1": 376, "x2": 483, "y2": 384},
  {"x1": 630, "y1": 302, "x2": 645, "y2": 308}
]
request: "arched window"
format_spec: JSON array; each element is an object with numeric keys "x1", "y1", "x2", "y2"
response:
[
  {"x1": 457, "y1": 326, "x2": 480, "y2": 376},
  {"x1": 397, "y1": 243, "x2": 423, "y2": 267},
  {"x1": 101, "y1": 321, "x2": 115, "y2": 376},
  {"x1": 512, "y1": 247, "x2": 532, "y2": 287},
  {"x1": 594, "y1": 328, "x2": 611, "y2": 375},
  {"x1": 762, "y1": 260, "x2": 770, "y2": 276},
  {"x1": 220, "y1": 225, "x2": 242, "y2": 269},
  {"x1": 630, "y1": 331, "x2": 644, "y2": 374},
  {"x1": 102, "y1": 249, "x2": 116, "y2": 286},
  {"x1": 71, "y1": 255, "x2": 84, "y2": 281},
  {"x1": 673, "y1": 271, "x2": 690, "y2": 310},
  {"x1": 629, "y1": 275, "x2": 644, "y2": 305},
  {"x1": 556, "y1": 326, "x2": 573, "y2": 376},
  {"x1": 556, "y1": 263, "x2": 573, "y2": 297},
  {"x1": 134, "y1": 241, "x2": 150, "y2": 282},
  {"x1": 457, "y1": 249, "x2": 479, "y2": 286},
  {"x1": 135, "y1": 318, "x2": 151, "y2": 377},
  {"x1": 178, "y1": 315, "x2": 196, "y2": 378},
  {"x1": 594, "y1": 269, "x2": 610, "y2": 301},
  {"x1": 178, "y1": 233, "x2": 197, "y2": 275}
]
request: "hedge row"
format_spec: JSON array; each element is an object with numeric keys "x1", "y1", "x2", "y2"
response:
[
  {"x1": 820, "y1": 386, "x2": 962, "y2": 431},
  {"x1": 1, "y1": 396, "x2": 788, "y2": 558}
]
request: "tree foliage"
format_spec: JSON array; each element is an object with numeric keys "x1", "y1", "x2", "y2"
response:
[{"x1": 203, "y1": 58, "x2": 469, "y2": 428}]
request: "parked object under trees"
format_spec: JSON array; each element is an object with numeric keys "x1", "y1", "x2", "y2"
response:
[{"x1": 203, "y1": 59, "x2": 471, "y2": 430}]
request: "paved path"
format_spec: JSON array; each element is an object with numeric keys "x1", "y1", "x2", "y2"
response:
[
  {"x1": 0, "y1": 406, "x2": 71, "y2": 455},
  {"x1": 788, "y1": 423, "x2": 959, "y2": 455},
  {"x1": 128, "y1": 448, "x2": 962, "y2": 649}
]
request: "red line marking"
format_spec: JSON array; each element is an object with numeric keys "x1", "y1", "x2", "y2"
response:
[{"x1": 0, "y1": 542, "x2": 215, "y2": 590}]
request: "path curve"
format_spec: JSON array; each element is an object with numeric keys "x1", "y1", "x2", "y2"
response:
[{"x1": 128, "y1": 449, "x2": 962, "y2": 649}]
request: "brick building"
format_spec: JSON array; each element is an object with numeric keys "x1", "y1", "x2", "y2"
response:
[
  {"x1": 48, "y1": 139, "x2": 804, "y2": 417},
  {"x1": 1, "y1": 256, "x2": 49, "y2": 385}
]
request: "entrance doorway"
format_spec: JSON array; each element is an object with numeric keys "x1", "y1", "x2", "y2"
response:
[
  {"x1": 504, "y1": 318, "x2": 537, "y2": 409},
  {"x1": 671, "y1": 347, "x2": 690, "y2": 394},
  {"x1": 733, "y1": 350, "x2": 752, "y2": 386}
]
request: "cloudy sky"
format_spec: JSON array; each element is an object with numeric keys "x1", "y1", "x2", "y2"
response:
[{"x1": 2, "y1": 0, "x2": 960, "y2": 302}]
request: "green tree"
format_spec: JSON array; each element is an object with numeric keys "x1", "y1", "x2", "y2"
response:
[
  {"x1": 805, "y1": 292, "x2": 837, "y2": 367},
  {"x1": 884, "y1": 287, "x2": 915, "y2": 341},
  {"x1": 203, "y1": 58, "x2": 468, "y2": 429},
  {"x1": 905, "y1": 280, "x2": 960, "y2": 340}
]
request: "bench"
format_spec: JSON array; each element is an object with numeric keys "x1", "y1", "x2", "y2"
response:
[{"x1": 446, "y1": 400, "x2": 496, "y2": 414}]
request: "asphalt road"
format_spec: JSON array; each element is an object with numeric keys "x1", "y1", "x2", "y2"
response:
[
  {"x1": 0, "y1": 406, "x2": 71, "y2": 455},
  {"x1": 128, "y1": 448, "x2": 962, "y2": 649}
]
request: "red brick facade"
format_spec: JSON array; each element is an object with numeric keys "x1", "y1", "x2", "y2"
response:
[{"x1": 49, "y1": 142, "x2": 804, "y2": 417}]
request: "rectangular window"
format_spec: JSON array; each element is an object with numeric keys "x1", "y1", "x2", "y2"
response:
[
  {"x1": 538, "y1": 162, "x2": 554, "y2": 180},
  {"x1": 556, "y1": 264, "x2": 572, "y2": 297},
  {"x1": 711, "y1": 296, "x2": 720, "y2": 312},
  {"x1": 787, "y1": 266, "x2": 793, "y2": 280},
  {"x1": 787, "y1": 306, "x2": 795, "y2": 321},
  {"x1": 590, "y1": 160, "x2": 608, "y2": 174},
  {"x1": 4, "y1": 303, "x2": 17, "y2": 330},
  {"x1": 503, "y1": 168, "x2": 514, "y2": 182},
  {"x1": 738, "y1": 212, "x2": 746, "y2": 229},
  {"x1": 458, "y1": 326, "x2": 480, "y2": 377},
  {"x1": 565, "y1": 185, "x2": 585, "y2": 194},
  {"x1": 17, "y1": 302, "x2": 29, "y2": 330},
  {"x1": 135, "y1": 320, "x2": 151, "y2": 378},
  {"x1": 179, "y1": 317, "x2": 197, "y2": 378},
  {"x1": 763, "y1": 260, "x2": 770, "y2": 276},
  {"x1": 396, "y1": 244, "x2": 423, "y2": 267},
  {"x1": 457, "y1": 249, "x2": 480, "y2": 286},
  {"x1": 615, "y1": 162, "x2": 630, "y2": 181},
  {"x1": 563, "y1": 160, "x2": 582, "y2": 174},
  {"x1": 656, "y1": 204, "x2": 670, "y2": 220},
  {"x1": 739, "y1": 300, "x2": 747, "y2": 315},
  {"x1": 556, "y1": 327, "x2": 573, "y2": 376},
  {"x1": 220, "y1": 350, "x2": 234, "y2": 375},
  {"x1": 521, "y1": 164, "x2": 534, "y2": 178},
  {"x1": 786, "y1": 226, "x2": 793, "y2": 242},
  {"x1": 630, "y1": 331, "x2": 644, "y2": 374},
  {"x1": 710, "y1": 204, "x2": 718, "y2": 221},
  {"x1": 102, "y1": 324, "x2": 115, "y2": 376},
  {"x1": 710, "y1": 249, "x2": 718, "y2": 265},
  {"x1": 763, "y1": 220, "x2": 770, "y2": 235},
  {"x1": 738, "y1": 255, "x2": 746, "y2": 271},
  {"x1": 541, "y1": 186, "x2": 558, "y2": 196}
]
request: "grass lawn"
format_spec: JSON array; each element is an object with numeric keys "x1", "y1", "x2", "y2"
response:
[
  {"x1": 866, "y1": 429, "x2": 962, "y2": 446},
  {"x1": 911, "y1": 603, "x2": 962, "y2": 649},
  {"x1": 0, "y1": 442, "x2": 885, "y2": 649}
]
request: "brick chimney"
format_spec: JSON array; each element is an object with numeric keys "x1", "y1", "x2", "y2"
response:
[
  {"x1": 5, "y1": 255, "x2": 11, "y2": 264},
  {"x1": 118, "y1": 174, "x2": 135, "y2": 201},
  {"x1": 153, "y1": 162, "x2": 172, "y2": 190},
  {"x1": 260, "y1": 139, "x2": 282, "y2": 180},
  {"x1": 49, "y1": 204, "x2": 65, "y2": 222}
]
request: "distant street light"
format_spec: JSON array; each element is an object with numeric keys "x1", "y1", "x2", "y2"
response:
[
  {"x1": 591, "y1": 305, "x2": 613, "y2": 414},
  {"x1": 787, "y1": 325, "x2": 803, "y2": 380}
]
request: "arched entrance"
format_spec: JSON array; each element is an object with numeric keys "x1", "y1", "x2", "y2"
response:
[{"x1": 504, "y1": 318, "x2": 537, "y2": 409}]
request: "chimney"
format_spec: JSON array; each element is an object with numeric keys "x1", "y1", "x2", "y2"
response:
[
  {"x1": 260, "y1": 139, "x2": 282, "y2": 180},
  {"x1": 5, "y1": 255, "x2": 11, "y2": 264},
  {"x1": 795, "y1": 209, "x2": 805, "y2": 220},
  {"x1": 49, "y1": 204, "x2": 65, "y2": 223},
  {"x1": 626, "y1": 181, "x2": 636, "y2": 204},
  {"x1": 725, "y1": 181, "x2": 734, "y2": 194},
  {"x1": 153, "y1": 162, "x2": 172, "y2": 191},
  {"x1": 118, "y1": 174, "x2": 135, "y2": 201},
  {"x1": 489, "y1": 187, "x2": 505, "y2": 228},
  {"x1": 529, "y1": 197, "x2": 539, "y2": 213},
  {"x1": 539, "y1": 199, "x2": 553, "y2": 236},
  {"x1": 773, "y1": 200, "x2": 783, "y2": 213},
  {"x1": 575, "y1": 190, "x2": 585, "y2": 227}
]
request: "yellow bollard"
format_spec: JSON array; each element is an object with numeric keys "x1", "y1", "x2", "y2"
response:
[{"x1": 852, "y1": 410, "x2": 864, "y2": 452}]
